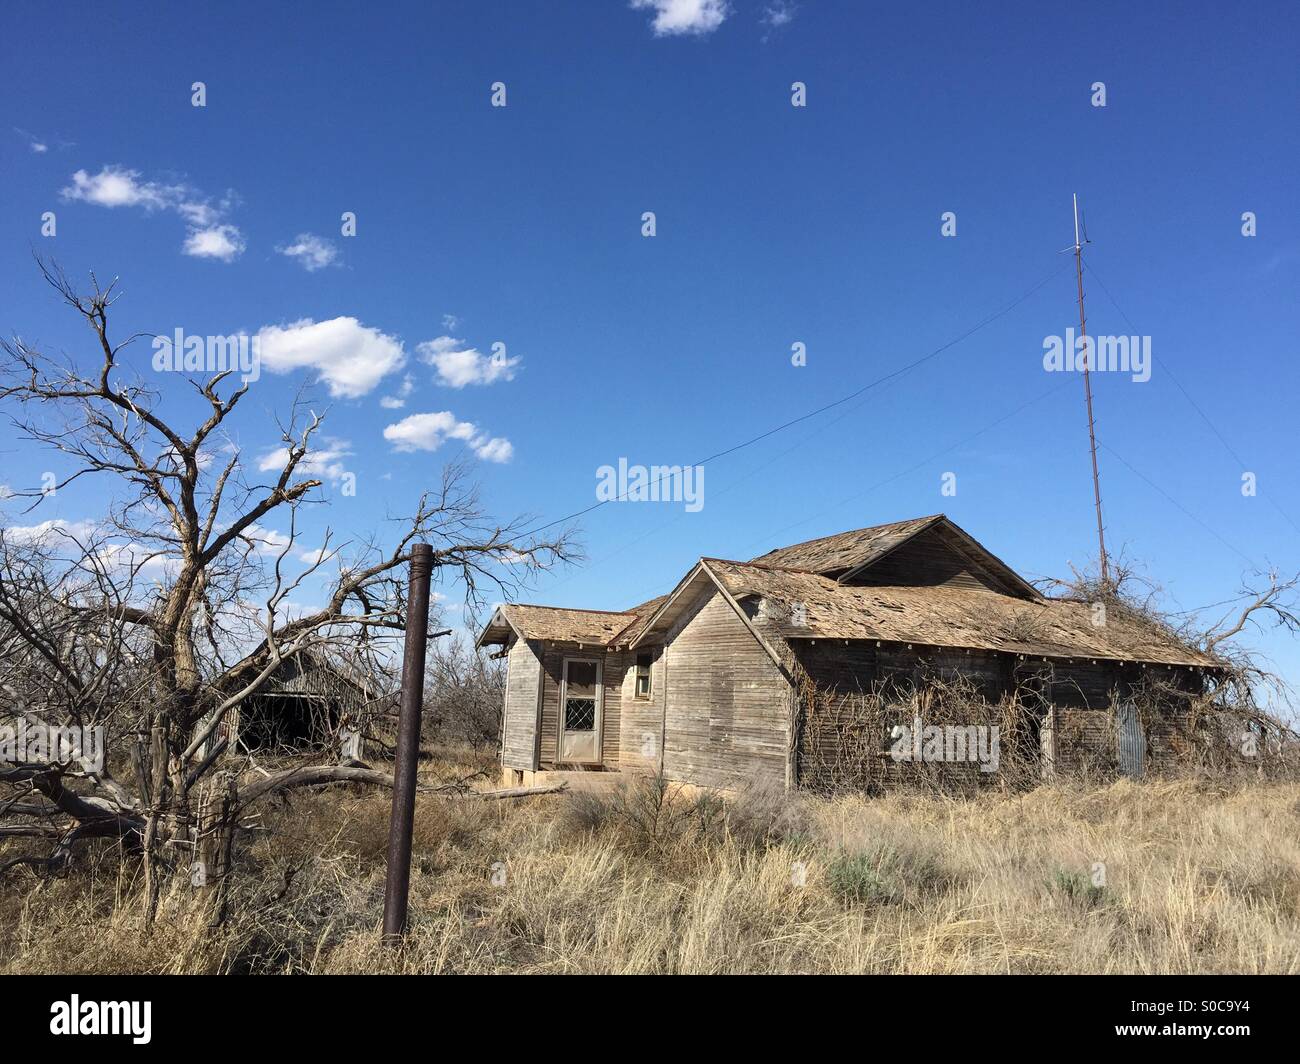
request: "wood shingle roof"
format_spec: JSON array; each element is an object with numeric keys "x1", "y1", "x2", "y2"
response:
[{"x1": 704, "y1": 558, "x2": 1215, "y2": 668}]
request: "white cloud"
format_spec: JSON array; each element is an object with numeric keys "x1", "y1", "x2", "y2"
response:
[
  {"x1": 62, "y1": 166, "x2": 170, "y2": 209},
  {"x1": 243, "y1": 523, "x2": 293, "y2": 555},
  {"x1": 16, "y1": 128, "x2": 69, "y2": 154},
  {"x1": 761, "y1": 1, "x2": 796, "y2": 30},
  {"x1": 60, "y1": 165, "x2": 245, "y2": 262},
  {"x1": 418, "y1": 335, "x2": 519, "y2": 388},
  {"x1": 380, "y1": 374, "x2": 416, "y2": 409},
  {"x1": 473, "y1": 436, "x2": 515, "y2": 463},
  {"x1": 2, "y1": 518, "x2": 99, "y2": 544},
  {"x1": 183, "y1": 224, "x2": 246, "y2": 262},
  {"x1": 383, "y1": 412, "x2": 514, "y2": 463},
  {"x1": 256, "y1": 439, "x2": 353, "y2": 484},
  {"x1": 297, "y1": 545, "x2": 336, "y2": 566},
  {"x1": 631, "y1": 0, "x2": 729, "y2": 36},
  {"x1": 256, "y1": 317, "x2": 406, "y2": 398},
  {"x1": 442, "y1": 313, "x2": 460, "y2": 331},
  {"x1": 94, "y1": 541, "x2": 175, "y2": 576},
  {"x1": 278, "y1": 232, "x2": 341, "y2": 272}
]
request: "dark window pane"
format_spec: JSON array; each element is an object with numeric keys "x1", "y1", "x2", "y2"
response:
[
  {"x1": 566, "y1": 661, "x2": 598, "y2": 697},
  {"x1": 565, "y1": 697, "x2": 596, "y2": 731}
]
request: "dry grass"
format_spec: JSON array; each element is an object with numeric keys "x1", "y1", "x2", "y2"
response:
[{"x1": 3, "y1": 747, "x2": 1299, "y2": 974}]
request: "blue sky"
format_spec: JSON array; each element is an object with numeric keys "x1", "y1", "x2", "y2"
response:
[{"x1": 2, "y1": 1, "x2": 1298, "y2": 696}]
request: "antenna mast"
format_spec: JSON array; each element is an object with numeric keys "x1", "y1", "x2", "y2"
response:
[{"x1": 1072, "y1": 193, "x2": 1110, "y2": 590}]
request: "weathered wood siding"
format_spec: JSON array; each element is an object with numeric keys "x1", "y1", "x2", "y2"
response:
[
  {"x1": 618, "y1": 644, "x2": 666, "y2": 775},
  {"x1": 601, "y1": 652, "x2": 626, "y2": 767},
  {"x1": 501, "y1": 637, "x2": 543, "y2": 770},
  {"x1": 793, "y1": 640, "x2": 877, "y2": 695},
  {"x1": 535, "y1": 641, "x2": 624, "y2": 768},
  {"x1": 661, "y1": 588, "x2": 791, "y2": 790}
]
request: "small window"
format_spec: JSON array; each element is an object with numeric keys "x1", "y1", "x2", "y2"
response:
[{"x1": 634, "y1": 652, "x2": 653, "y2": 699}]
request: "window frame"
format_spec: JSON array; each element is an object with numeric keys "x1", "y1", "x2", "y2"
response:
[{"x1": 633, "y1": 651, "x2": 653, "y2": 700}]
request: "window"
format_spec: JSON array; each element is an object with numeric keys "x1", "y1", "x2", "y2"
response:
[{"x1": 634, "y1": 652, "x2": 653, "y2": 699}]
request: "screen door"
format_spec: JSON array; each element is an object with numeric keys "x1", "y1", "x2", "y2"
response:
[{"x1": 558, "y1": 658, "x2": 602, "y2": 764}]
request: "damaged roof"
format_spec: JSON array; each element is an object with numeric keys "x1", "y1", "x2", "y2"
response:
[
  {"x1": 476, "y1": 603, "x2": 638, "y2": 647},
  {"x1": 751, "y1": 515, "x2": 942, "y2": 574},
  {"x1": 475, "y1": 515, "x2": 1216, "y2": 668},
  {"x1": 751, "y1": 513, "x2": 1040, "y2": 598},
  {"x1": 704, "y1": 558, "x2": 1216, "y2": 668},
  {"x1": 476, "y1": 594, "x2": 671, "y2": 649}
]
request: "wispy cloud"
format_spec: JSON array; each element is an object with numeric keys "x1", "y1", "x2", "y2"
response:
[
  {"x1": 1, "y1": 518, "x2": 99, "y2": 544},
  {"x1": 631, "y1": 0, "x2": 729, "y2": 37},
  {"x1": 14, "y1": 127, "x2": 48, "y2": 153},
  {"x1": 380, "y1": 374, "x2": 416, "y2": 409},
  {"x1": 243, "y1": 523, "x2": 293, "y2": 555},
  {"x1": 418, "y1": 335, "x2": 519, "y2": 388},
  {"x1": 296, "y1": 545, "x2": 338, "y2": 566},
  {"x1": 16, "y1": 127, "x2": 72, "y2": 153},
  {"x1": 383, "y1": 412, "x2": 513, "y2": 463},
  {"x1": 256, "y1": 438, "x2": 353, "y2": 484},
  {"x1": 760, "y1": 1, "x2": 797, "y2": 35},
  {"x1": 277, "y1": 232, "x2": 342, "y2": 272},
  {"x1": 256, "y1": 317, "x2": 406, "y2": 398},
  {"x1": 60, "y1": 165, "x2": 245, "y2": 262}
]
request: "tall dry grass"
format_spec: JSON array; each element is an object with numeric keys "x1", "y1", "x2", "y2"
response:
[{"x1": 2, "y1": 747, "x2": 1298, "y2": 974}]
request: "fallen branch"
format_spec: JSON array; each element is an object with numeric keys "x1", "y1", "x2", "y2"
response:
[
  {"x1": 469, "y1": 783, "x2": 568, "y2": 800},
  {"x1": 237, "y1": 764, "x2": 567, "y2": 809},
  {"x1": 0, "y1": 854, "x2": 55, "y2": 878},
  {"x1": 0, "y1": 824, "x2": 63, "y2": 839},
  {"x1": 238, "y1": 764, "x2": 397, "y2": 806}
]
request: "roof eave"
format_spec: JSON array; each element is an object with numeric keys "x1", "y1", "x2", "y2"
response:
[
  {"x1": 778, "y1": 632, "x2": 1214, "y2": 669},
  {"x1": 474, "y1": 607, "x2": 517, "y2": 650}
]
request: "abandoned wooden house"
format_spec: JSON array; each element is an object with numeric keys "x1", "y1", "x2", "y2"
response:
[
  {"x1": 477, "y1": 515, "x2": 1220, "y2": 792},
  {"x1": 211, "y1": 650, "x2": 381, "y2": 756}
]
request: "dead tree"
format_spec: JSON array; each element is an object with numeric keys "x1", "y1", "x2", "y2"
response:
[
  {"x1": 1042, "y1": 555, "x2": 1299, "y2": 772},
  {"x1": 423, "y1": 633, "x2": 506, "y2": 749},
  {"x1": 0, "y1": 261, "x2": 575, "y2": 918}
]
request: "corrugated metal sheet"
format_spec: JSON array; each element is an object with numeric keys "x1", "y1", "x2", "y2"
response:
[{"x1": 1116, "y1": 702, "x2": 1147, "y2": 778}]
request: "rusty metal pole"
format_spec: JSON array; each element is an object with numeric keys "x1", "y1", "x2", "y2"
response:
[{"x1": 382, "y1": 542, "x2": 432, "y2": 944}]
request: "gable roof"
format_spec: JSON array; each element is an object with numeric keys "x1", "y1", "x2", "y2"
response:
[
  {"x1": 476, "y1": 604, "x2": 637, "y2": 648},
  {"x1": 475, "y1": 515, "x2": 1215, "y2": 669},
  {"x1": 703, "y1": 558, "x2": 1216, "y2": 668},
  {"x1": 750, "y1": 514, "x2": 1041, "y2": 599},
  {"x1": 752, "y1": 515, "x2": 942, "y2": 573}
]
